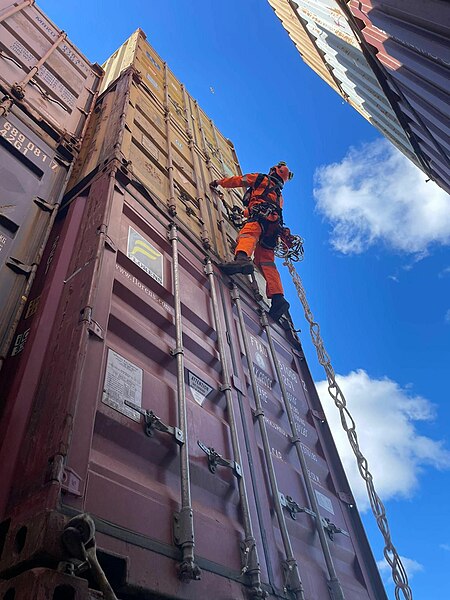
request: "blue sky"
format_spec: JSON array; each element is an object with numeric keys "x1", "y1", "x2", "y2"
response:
[{"x1": 38, "y1": 1, "x2": 450, "y2": 597}]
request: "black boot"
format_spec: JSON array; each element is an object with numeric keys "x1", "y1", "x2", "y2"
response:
[
  {"x1": 269, "y1": 294, "x2": 290, "y2": 320},
  {"x1": 219, "y1": 251, "x2": 254, "y2": 276}
]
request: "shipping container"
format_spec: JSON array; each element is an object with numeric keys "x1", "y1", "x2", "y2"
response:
[
  {"x1": 0, "y1": 0, "x2": 102, "y2": 148},
  {"x1": 0, "y1": 162, "x2": 386, "y2": 600},
  {"x1": 68, "y1": 64, "x2": 243, "y2": 261},
  {"x1": 348, "y1": 0, "x2": 450, "y2": 194},
  {"x1": 0, "y1": 104, "x2": 72, "y2": 364},
  {"x1": 267, "y1": 0, "x2": 450, "y2": 193}
]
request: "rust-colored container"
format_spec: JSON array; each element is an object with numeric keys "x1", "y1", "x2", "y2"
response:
[
  {"x1": 0, "y1": 0, "x2": 102, "y2": 148},
  {"x1": 0, "y1": 163, "x2": 386, "y2": 600},
  {"x1": 0, "y1": 106, "x2": 71, "y2": 364},
  {"x1": 348, "y1": 0, "x2": 450, "y2": 194},
  {"x1": 68, "y1": 66, "x2": 242, "y2": 261}
]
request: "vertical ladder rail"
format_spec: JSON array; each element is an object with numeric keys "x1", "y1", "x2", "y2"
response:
[
  {"x1": 205, "y1": 260, "x2": 267, "y2": 599},
  {"x1": 163, "y1": 63, "x2": 177, "y2": 216},
  {"x1": 168, "y1": 223, "x2": 201, "y2": 582},
  {"x1": 230, "y1": 284, "x2": 305, "y2": 600},
  {"x1": 260, "y1": 311, "x2": 346, "y2": 600}
]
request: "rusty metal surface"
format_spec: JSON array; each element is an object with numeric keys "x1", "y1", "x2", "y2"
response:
[
  {"x1": 68, "y1": 66, "x2": 242, "y2": 261},
  {"x1": 348, "y1": 0, "x2": 450, "y2": 194},
  {"x1": 0, "y1": 0, "x2": 102, "y2": 143},
  {"x1": 0, "y1": 107, "x2": 70, "y2": 363},
  {"x1": 0, "y1": 567, "x2": 103, "y2": 599},
  {"x1": 0, "y1": 165, "x2": 386, "y2": 599}
]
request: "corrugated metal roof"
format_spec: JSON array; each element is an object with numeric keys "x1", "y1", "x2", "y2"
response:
[
  {"x1": 268, "y1": 0, "x2": 420, "y2": 167},
  {"x1": 348, "y1": 0, "x2": 450, "y2": 193}
]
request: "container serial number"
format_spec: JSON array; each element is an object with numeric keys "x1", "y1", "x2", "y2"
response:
[{"x1": 0, "y1": 121, "x2": 57, "y2": 169}]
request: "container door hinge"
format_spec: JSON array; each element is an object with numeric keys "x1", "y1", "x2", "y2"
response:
[
  {"x1": 311, "y1": 408, "x2": 326, "y2": 422},
  {"x1": 79, "y1": 307, "x2": 104, "y2": 340},
  {"x1": 33, "y1": 196, "x2": 54, "y2": 212},
  {"x1": 197, "y1": 440, "x2": 242, "y2": 477},
  {"x1": 97, "y1": 224, "x2": 117, "y2": 252},
  {"x1": 6, "y1": 257, "x2": 33, "y2": 275},
  {"x1": 338, "y1": 491, "x2": 355, "y2": 505},
  {"x1": 46, "y1": 455, "x2": 83, "y2": 497},
  {"x1": 125, "y1": 400, "x2": 184, "y2": 444}
]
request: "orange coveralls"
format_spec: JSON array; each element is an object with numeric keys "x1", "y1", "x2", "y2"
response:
[{"x1": 216, "y1": 173, "x2": 284, "y2": 298}]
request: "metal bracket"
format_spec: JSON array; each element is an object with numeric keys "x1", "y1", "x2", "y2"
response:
[
  {"x1": 197, "y1": 440, "x2": 242, "y2": 477},
  {"x1": 33, "y1": 196, "x2": 54, "y2": 212},
  {"x1": 321, "y1": 517, "x2": 349, "y2": 541},
  {"x1": 280, "y1": 493, "x2": 349, "y2": 540},
  {"x1": 124, "y1": 400, "x2": 184, "y2": 444},
  {"x1": 6, "y1": 257, "x2": 32, "y2": 275},
  {"x1": 79, "y1": 307, "x2": 104, "y2": 340},
  {"x1": 279, "y1": 493, "x2": 315, "y2": 520}
]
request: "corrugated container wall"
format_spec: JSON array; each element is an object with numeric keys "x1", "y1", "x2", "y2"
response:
[
  {"x1": 267, "y1": 0, "x2": 450, "y2": 194},
  {"x1": 0, "y1": 25, "x2": 387, "y2": 600},
  {"x1": 0, "y1": 0, "x2": 102, "y2": 364},
  {"x1": 348, "y1": 0, "x2": 450, "y2": 194}
]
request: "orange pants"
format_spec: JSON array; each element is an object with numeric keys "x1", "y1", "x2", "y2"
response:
[{"x1": 235, "y1": 221, "x2": 284, "y2": 298}]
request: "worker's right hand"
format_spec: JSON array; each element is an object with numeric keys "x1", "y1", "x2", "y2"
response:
[{"x1": 210, "y1": 180, "x2": 219, "y2": 190}]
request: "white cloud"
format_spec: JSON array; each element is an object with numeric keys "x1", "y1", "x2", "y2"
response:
[
  {"x1": 315, "y1": 370, "x2": 450, "y2": 511},
  {"x1": 438, "y1": 266, "x2": 450, "y2": 278},
  {"x1": 440, "y1": 544, "x2": 450, "y2": 552},
  {"x1": 445, "y1": 309, "x2": 450, "y2": 324},
  {"x1": 377, "y1": 556, "x2": 424, "y2": 582},
  {"x1": 313, "y1": 139, "x2": 450, "y2": 255}
]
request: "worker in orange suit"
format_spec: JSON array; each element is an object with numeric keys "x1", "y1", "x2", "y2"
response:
[{"x1": 210, "y1": 162, "x2": 294, "y2": 321}]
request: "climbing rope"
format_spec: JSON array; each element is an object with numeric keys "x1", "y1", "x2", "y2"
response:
[{"x1": 285, "y1": 259, "x2": 413, "y2": 600}]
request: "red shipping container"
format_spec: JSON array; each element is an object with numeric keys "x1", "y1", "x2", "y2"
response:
[{"x1": 0, "y1": 162, "x2": 386, "y2": 599}]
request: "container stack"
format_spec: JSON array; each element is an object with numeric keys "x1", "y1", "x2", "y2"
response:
[
  {"x1": 0, "y1": 14, "x2": 387, "y2": 600},
  {"x1": 0, "y1": 0, "x2": 102, "y2": 365}
]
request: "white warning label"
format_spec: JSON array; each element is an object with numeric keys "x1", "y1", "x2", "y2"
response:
[
  {"x1": 102, "y1": 349, "x2": 143, "y2": 421},
  {"x1": 315, "y1": 490, "x2": 335, "y2": 515},
  {"x1": 188, "y1": 371, "x2": 213, "y2": 406}
]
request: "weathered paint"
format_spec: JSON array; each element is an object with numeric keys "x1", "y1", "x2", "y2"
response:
[
  {"x1": 0, "y1": 0, "x2": 102, "y2": 144},
  {"x1": 268, "y1": 0, "x2": 421, "y2": 168},
  {"x1": 0, "y1": 107, "x2": 71, "y2": 363},
  {"x1": 0, "y1": 162, "x2": 387, "y2": 599},
  {"x1": 348, "y1": 0, "x2": 450, "y2": 193}
]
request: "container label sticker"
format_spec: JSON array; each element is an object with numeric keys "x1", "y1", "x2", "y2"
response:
[
  {"x1": 188, "y1": 371, "x2": 213, "y2": 406},
  {"x1": 145, "y1": 51, "x2": 161, "y2": 70},
  {"x1": 127, "y1": 227, "x2": 163, "y2": 285},
  {"x1": 146, "y1": 73, "x2": 159, "y2": 90},
  {"x1": 10, "y1": 328, "x2": 30, "y2": 356},
  {"x1": 102, "y1": 349, "x2": 143, "y2": 421},
  {"x1": 315, "y1": 490, "x2": 334, "y2": 515}
]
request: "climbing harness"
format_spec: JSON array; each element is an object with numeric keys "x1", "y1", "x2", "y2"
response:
[{"x1": 284, "y1": 258, "x2": 413, "y2": 600}]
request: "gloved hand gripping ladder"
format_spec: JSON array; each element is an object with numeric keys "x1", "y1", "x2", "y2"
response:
[
  {"x1": 230, "y1": 284, "x2": 306, "y2": 600},
  {"x1": 204, "y1": 259, "x2": 267, "y2": 599},
  {"x1": 169, "y1": 223, "x2": 201, "y2": 581}
]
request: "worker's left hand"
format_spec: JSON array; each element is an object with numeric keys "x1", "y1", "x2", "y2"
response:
[{"x1": 210, "y1": 180, "x2": 219, "y2": 190}]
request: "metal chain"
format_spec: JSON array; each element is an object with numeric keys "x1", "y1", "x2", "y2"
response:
[{"x1": 284, "y1": 259, "x2": 413, "y2": 600}]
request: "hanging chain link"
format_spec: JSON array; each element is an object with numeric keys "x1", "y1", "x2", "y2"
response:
[{"x1": 285, "y1": 259, "x2": 413, "y2": 600}]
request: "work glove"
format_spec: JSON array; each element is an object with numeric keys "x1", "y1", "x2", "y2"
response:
[{"x1": 209, "y1": 180, "x2": 219, "y2": 190}]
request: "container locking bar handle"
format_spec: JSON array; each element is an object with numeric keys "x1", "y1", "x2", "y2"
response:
[
  {"x1": 230, "y1": 284, "x2": 305, "y2": 600},
  {"x1": 205, "y1": 260, "x2": 267, "y2": 599},
  {"x1": 260, "y1": 311, "x2": 346, "y2": 600},
  {"x1": 168, "y1": 223, "x2": 201, "y2": 582}
]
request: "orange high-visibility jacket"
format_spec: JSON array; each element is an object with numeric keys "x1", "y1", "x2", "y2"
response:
[{"x1": 216, "y1": 173, "x2": 284, "y2": 214}]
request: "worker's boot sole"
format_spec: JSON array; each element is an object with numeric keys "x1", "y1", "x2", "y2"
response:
[
  {"x1": 269, "y1": 298, "x2": 290, "y2": 321},
  {"x1": 219, "y1": 260, "x2": 254, "y2": 276}
]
